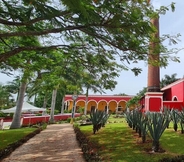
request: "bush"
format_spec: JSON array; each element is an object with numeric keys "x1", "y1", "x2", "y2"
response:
[
  {"x1": 67, "y1": 117, "x2": 71, "y2": 123},
  {"x1": 77, "y1": 107, "x2": 84, "y2": 114},
  {"x1": 74, "y1": 126, "x2": 101, "y2": 161},
  {"x1": 159, "y1": 155, "x2": 184, "y2": 162},
  {"x1": 0, "y1": 112, "x2": 6, "y2": 117}
]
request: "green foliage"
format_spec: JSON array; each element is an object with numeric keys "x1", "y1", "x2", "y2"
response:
[
  {"x1": 146, "y1": 112, "x2": 171, "y2": 152},
  {"x1": 160, "y1": 73, "x2": 179, "y2": 88},
  {"x1": 79, "y1": 117, "x2": 184, "y2": 161},
  {"x1": 90, "y1": 110, "x2": 110, "y2": 134},
  {"x1": 0, "y1": 112, "x2": 6, "y2": 117},
  {"x1": 124, "y1": 109, "x2": 148, "y2": 143},
  {"x1": 77, "y1": 107, "x2": 84, "y2": 114},
  {"x1": 0, "y1": 127, "x2": 37, "y2": 150},
  {"x1": 0, "y1": 0, "x2": 180, "y2": 77},
  {"x1": 126, "y1": 87, "x2": 147, "y2": 108},
  {"x1": 176, "y1": 108, "x2": 184, "y2": 134},
  {"x1": 170, "y1": 109, "x2": 180, "y2": 131},
  {"x1": 67, "y1": 117, "x2": 71, "y2": 123},
  {"x1": 124, "y1": 111, "x2": 133, "y2": 128}
]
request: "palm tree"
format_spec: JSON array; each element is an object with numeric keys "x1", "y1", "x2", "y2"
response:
[
  {"x1": 160, "y1": 73, "x2": 179, "y2": 88},
  {"x1": 0, "y1": 83, "x2": 14, "y2": 109},
  {"x1": 6, "y1": 76, "x2": 21, "y2": 101}
]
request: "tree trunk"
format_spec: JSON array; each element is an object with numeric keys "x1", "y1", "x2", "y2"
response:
[
  {"x1": 10, "y1": 82, "x2": 27, "y2": 129},
  {"x1": 84, "y1": 88, "x2": 88, "y2": 115},
  {"x1": 61, "y1": 96, "x2": 65, "y2": 114},
  {"x1": 42, "y1": 94, "x2": 48, "y2": 109},
  {"x1": 49, "y1": 89, "x2": 57, "y2": 123}
]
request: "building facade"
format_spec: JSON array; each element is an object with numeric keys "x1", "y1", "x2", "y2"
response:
[
  {"x1": 64, "y1": 95, "x2": 134, "y2": 113},
  {"x1": 141, "y1": 78, "x2": 184, "y2": 112},
  {"x1": 65, "y1": 79, "x2": 184, "y2": 114}
]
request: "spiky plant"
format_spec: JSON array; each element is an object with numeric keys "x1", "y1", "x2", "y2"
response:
[
  {"x1": 131, "y1": 109, "x2": 138, "y2": 131},
  {"x1": 162, "y1": 107, "x2": 171, "y2": 128},
  {"x1": 146, "y1": 112, "x2": 171, "y2": 152},
  {"x1": 90, "y1": 110, "x2": 109, "y2": 134},
  {"x1": 141, "y1": 118, "x2": 148, "y2": 143},
  {"x1": 170, "y1": 109, "x2": 180, "y2": 131},
  {"x1": 133, "y1": 109, "x2": 142, "y2": 137},
  {"x1": 123, "y1": 111, "x2": 133, "y2": 128},
  {"x1": 176, "y1": 108, "x2": 184, "y2": 134}
]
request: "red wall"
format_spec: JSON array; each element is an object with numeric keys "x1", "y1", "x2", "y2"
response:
[
  {"x1": 163, "y1": 101, "x2": 184, "y2": 111},
  {"x1": 149, "y1": 98, "x2": 162, "y2": 112},
  {"x1": 65, "y1": 95, "x2": 133, "y2": 102},
  {"x1": 170, "y1": 82, "x2": 184, "y2": 101},
  {"x1": 22, "y1": 113, "x2": 80, "y2": 126}
]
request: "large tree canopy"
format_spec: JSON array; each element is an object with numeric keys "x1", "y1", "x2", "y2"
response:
[{"x1": 0, "y1": 0, "x2": 178, "y2": 75}]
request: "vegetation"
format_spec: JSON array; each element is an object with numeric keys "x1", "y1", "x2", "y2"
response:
[
  {"x1": 90, "y1": 110, "x2": 110, "y2": 134},
  {"x1": 160, "y1": 73, "x2": 179, "y2": 88},
  {"x1": 0, "y1": 0, "x2": 180, "y2": 129},
  {"x1": 77, "y1": 116, "x2": 184, "y2": 162},
  {"x1": 147, "y1": 112, "x2": 171, "y2": 152},
  {"x1": 0, "y1": 127, "x2": 37, "y2": 150}
]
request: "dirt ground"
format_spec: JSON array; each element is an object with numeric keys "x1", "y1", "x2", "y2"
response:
[{"x1": 1, "y1": 124, "x2": 85, "y2": 162}]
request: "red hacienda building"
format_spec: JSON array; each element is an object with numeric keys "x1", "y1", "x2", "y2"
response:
[
  {"x1": 65, "y1": 78, "x2": 184, "y2": 113},
  {"x1": 142, "y1": 78, "x2": 184, "y2": 112},
  {"x1": 64, "y1": 95, "x2": 134, "y2": 113}
]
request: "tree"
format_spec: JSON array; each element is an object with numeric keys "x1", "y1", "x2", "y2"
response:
[
  {"x1": 160, "y1": 73, "x2": 179, "y2": 88},
  {"x1": 0, "y1": 83, "x2": 14, "y2": 109},
  {"x1": 126, "y1": 87, "x2": 147, "y2": 109},
  {"x1": 6, "y1": 76, "x2": 21, "y2": 101},
  {"x1": 9, "y1": 37, "x2": 56, "y2": 128},
  {"x1": 0, "y1": 0, "x2": 179, "y2": 76},
  {"x1": 10, "y1": 77, "x2": 27, "y2": 129}
]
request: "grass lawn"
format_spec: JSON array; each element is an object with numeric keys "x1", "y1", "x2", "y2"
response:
[
  {"x1": 0, "y1": 127, "x2": 37, "y2": 150},
  {"x1": 79, "y1": 116, "x2": 184, "y2": 162}
]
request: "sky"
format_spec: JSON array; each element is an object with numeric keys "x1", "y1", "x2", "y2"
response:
[
  {"x1": 1, "y1": 0, "x2": 184, "y2": 96},
  {"x1": 102, "y1": 0, "x2": 184, "y2": 95}
]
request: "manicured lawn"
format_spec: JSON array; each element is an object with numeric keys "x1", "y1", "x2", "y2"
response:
[
  {"x1": 0, "y1": 127, "x2": 37, "y2": 150},
  {"x1": 79, "y1": 116, "x2": 184, "y2": 162}
]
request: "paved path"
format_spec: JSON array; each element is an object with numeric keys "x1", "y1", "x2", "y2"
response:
[{"x1": 2, "y1": 124, "x2": 85, "y2": 162}]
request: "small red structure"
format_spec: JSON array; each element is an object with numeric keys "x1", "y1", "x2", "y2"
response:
[
  {"x1": 141, "y1": 78, "x2": 184, "y2": 112},
  {"x1": 22, "y1": 113, "x2": 80, "y2": 126},
  {"x1": 2, "y1": 113, "x2": 81, "y2": 127}
]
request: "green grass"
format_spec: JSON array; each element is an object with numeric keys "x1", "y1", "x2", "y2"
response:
[
  {"x1": 0, "y1": 127, "x2": 37, "y2": 150},
  {"x1": 79, "y1": 117, "x2": 184, "y2": 162}
]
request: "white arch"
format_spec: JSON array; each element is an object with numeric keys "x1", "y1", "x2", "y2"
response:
[{"x1": 172, "y1": 96, "x2": 178, "y2": 101}]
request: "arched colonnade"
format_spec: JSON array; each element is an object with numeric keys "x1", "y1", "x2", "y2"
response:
[{"x1": 64, "y1": 95, "x2": 133, "y2": 114}]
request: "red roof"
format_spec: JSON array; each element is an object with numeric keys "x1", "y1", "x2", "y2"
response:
[{"x1": 161, "y1": 78, "x2": 184, "y2": 91}]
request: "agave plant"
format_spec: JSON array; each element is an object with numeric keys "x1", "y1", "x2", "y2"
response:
[
  {"x1": 123, "y1": 111, "x2": 133, "y2": 128},
  {"x1": 133, "y1": 109, "x2": 142, "y2": 136},
  {"x1": 162, "y1": 107, "x2": 171, "y2": 128},
  {"x1": 146, "y1": 112, "x2": 171, "y2": 152},
  {"x1": 131, "y1": 109, "x2": 138, "y2": 131},
  {"x1": 138, "y1": 113, "x2": 148, "y2": 143},
  {"x1": 170, "y1": 109, "x2": 180, "y2": 131},
  {"x1": 176, "y1": 108, "x2": 184, "y2": 134},
  {"x1": 90, "y1": 110, "x2": 109, "y2": 134},
  {"x1": 140, "y1": 118, "x2": 148, "y2": 143}
]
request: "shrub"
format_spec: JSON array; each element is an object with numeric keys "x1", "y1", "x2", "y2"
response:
[
  {"x1": 90, "y1": 110, "x2": 110, "y2": 134},
  {"x1": 146, "y1": 112, "x2": 171, "y2": 152}
]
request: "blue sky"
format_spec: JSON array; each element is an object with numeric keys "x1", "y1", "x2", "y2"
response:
[{"x1": 1, "y1": 0, "x2": 184, "y2": 96}]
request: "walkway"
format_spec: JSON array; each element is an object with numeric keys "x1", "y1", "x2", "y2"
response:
[{"x1": 2, "y1": 124, "x2": 85, "y2": 162}]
